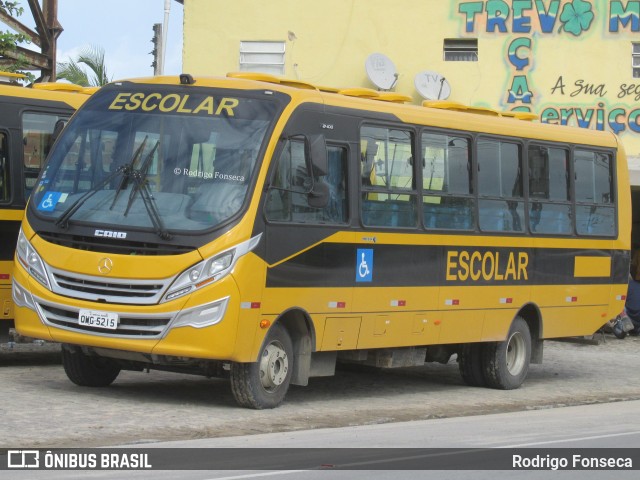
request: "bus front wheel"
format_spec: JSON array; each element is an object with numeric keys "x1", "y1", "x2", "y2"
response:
[
  {"x1": 230, "y1": 323, "x2": 293, "y2": 409},
  {"x1": 482, "y1": 317, "x2": 531, "y2": 390},
  {"x1": 62, "y1": 346, "x2": 121, "y2": 387}
]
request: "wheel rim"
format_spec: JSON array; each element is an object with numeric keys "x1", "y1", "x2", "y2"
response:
[
  {"x1": 506, "y1": 331, "x2": 526, "y2": 376},
  {"x1": 259, "y1": 341, "x2": 289, "y2": 392}
]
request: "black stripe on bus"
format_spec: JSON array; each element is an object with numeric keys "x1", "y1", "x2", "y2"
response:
[{"x1": 265, "y1": 243, "x2": 629, "y2": 288}]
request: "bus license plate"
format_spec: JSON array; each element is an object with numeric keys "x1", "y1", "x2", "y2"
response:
[{"x1": 78, "y1": 310, "x2": 119, "y2": 330}]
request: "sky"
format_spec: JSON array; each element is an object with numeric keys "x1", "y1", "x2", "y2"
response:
[{"x1": 8, "y1": 0, "x2": 184, "y2": 81}]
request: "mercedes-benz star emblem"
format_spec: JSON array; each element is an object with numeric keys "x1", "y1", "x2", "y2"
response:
[{"x1": 98, "y1": 258, "x2": 113, "y2": 275}]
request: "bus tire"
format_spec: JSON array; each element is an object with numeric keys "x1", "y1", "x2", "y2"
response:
[
  {"x1": 230, "y1": 323, "x2": 293, "y2": 409},
  {"x1": 482, "y1": 317, "x2": 531, "y2": 390},
  {"x1": 458, "y1": 343, "x2": 486, "y2": 387},
  {"x1": 62, "y1": 347, "x2": 121, "y2": 387}
]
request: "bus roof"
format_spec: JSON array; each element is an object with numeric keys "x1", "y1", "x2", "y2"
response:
[
  {"x1": 105, "y1": 73, "x2": 620, "y2": 149},
  {"x1": 0, "y1": 78, "x2": 94, "y2": 110}
]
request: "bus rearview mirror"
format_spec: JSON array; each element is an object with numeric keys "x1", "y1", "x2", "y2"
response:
[
  {"x1": 307, "y1": 179, "x2": 329, "y2": 208},
  {"x1": 308, "y1": 134, "x2": 327, "y2": 176}
]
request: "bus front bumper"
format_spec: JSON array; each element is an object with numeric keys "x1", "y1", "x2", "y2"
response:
[{"x1": 12, "y1": 267, "x2": 253, "y2": 362}]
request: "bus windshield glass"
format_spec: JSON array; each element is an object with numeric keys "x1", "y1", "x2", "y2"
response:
[{"x1": 30, "y1": 85, "x2": 282, "y2": 235}]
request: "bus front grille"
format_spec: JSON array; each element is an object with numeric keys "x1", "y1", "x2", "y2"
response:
[
  {"x1": 53, "y1": 273, "x2": 163, "y2": 299},
  {"x1": 36, "y1": 301, "x2": 173, "y2": 338},
  {"x1": 48, "y1": 268, "x2": 173, "y2": 305}
]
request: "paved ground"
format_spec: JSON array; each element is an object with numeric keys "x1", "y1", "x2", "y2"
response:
[{"x1": 1, "y1": 333, "x2": 639, "y2": 448}]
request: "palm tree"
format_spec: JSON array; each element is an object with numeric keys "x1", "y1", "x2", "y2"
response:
[{"x1": 57, "y1": 46, "x2": 111, "y2": 87}]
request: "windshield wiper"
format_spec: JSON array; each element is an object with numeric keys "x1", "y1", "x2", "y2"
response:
[
  {"x1": 121, "y1": 141, "x2": 172, "y2": 240},
  {"x1": 55, "y1": 165, "x2": 130, "y2": 229},
  {"x1": 56, "y1": 139, "x2": 149, "y2": 229},
  {"x1": 129, "y1": 172, "x2": 171, "y2": 240},
  {"x1": 124, "y1": 140, "x2": 159, "y2": 216},
  {"x1": 109, "y1": 136, "x2": 148, "y2": 210},
  {"x1": 55, "y1": 138, "x2": 171, "y2": 241}
]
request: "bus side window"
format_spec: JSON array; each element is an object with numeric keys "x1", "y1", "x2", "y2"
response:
[
  {"x1": 528, "y1": 145, "x2": 571, "y2": 235},
  {"x1": 324, "y1": 146, "x2": 347, "y2": 222},
  {"x1": 22, "y1": 112, "x2": 68, "y2": 199},
  {"x1": 360, "y1": 126, "x2": 417, "y2": 228},
  {"x1": 0, "y1": 133, "x2": 8, "y2": 202},
  {"x1": 421, "y1": 132, "x2": 474, "y2": 230},
  {"x1": 266, "y1": 140, "x2": 347, "y2": 224},
  {"x1": 574, "y1": 149, "x2": 615, "y2": 236},
  {"x1": 478, "y1": 138, "x2": 524, "y2": 233}
]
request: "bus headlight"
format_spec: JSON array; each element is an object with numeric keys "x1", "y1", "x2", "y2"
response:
[
  {"x1": 16, "y1": 229, "x2": 51, "y2": 290},
  {"x1": 189, "y1": 250, "x2": 234, "y2": 284},
  {"x1": 162, "y1": 234, "x2": 262, "y2": 303},
  {"x1": 164, "y1": 250, "x2": 234, "y2": 302}
]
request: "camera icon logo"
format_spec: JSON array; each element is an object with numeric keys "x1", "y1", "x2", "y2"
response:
[{"x1": 7, "y1": 450, "x2": 40, "y2": 469}]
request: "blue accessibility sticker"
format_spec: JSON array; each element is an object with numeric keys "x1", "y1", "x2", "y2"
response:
[
  {"x1": 356, "y1": 248, "x2": 373, "y2": 282},
  {"x1": 37, "y1": 192, "x2": 62, "y2": 212}
]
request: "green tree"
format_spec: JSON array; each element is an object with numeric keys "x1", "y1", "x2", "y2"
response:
[{"x1": 57, "y1": 45, "x2": 111, "y2": 87}]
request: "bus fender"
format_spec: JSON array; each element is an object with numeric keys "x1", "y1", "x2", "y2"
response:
[
  {"x1": 516, "y1": 303, "x2": 543, "y2": 364},
  {"x1": 273, "y1": 308, "x2": 317, "y2": 386}
]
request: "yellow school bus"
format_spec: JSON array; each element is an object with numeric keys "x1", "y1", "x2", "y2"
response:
[
  {"x1": 12, "y1": 72, "x2": 630, "y2": 408},
  {"x1": 0, "y1": 72, "x2": 92, "y2": 342}
]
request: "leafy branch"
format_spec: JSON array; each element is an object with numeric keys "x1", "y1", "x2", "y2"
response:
[
  {"x1": 0, "y1": 0, "x2": 35, "y2": 82},
  {"x1": 57, "y1": 45, "x2": 111, "y2": 87}
]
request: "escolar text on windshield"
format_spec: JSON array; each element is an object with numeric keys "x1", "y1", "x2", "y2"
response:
[{"x1": 108, "y1": 92, "x2": 239, "y2": 116}]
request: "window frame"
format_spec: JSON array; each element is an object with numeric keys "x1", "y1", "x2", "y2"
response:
[
  {"x1": 633, "y1": 42, "x2": 640, "y2": 78},
  {"x1": 239, "y1": 40, "x2": 286, "y2": 75},
  {"x1": 419, "y1": 128, "x2": 475, "y2": 231},
  {"x1": 572, "y1": 146, "x2": 617, "y2": 237},
  {"x1": 21, "y1": 110, "x2": 70, "y2": 200},
  {"x1": 0, "y1": 130, "x2": 10, "y2": 204},
  {"x1": 264, "y1": 108, "x2": 618, "y2": 240},
  {"x1": 443, "y1": 38, "x2": 479, "y2": 62},
  {"x1": 476, "y1": 135, "x2": 526, "y2": 234},
  {"x1": 353, "y1": 122, "x2": 618, "y2": 239},
  {"x1": 359, "y1": 123, "x2": 418, "y2": 229},
  {"x1": 264, "y1": 138, "x2": 349, "y2": 225},
  {"x1": 527, "y1": 142, "x2": 573, "y2": 236}
]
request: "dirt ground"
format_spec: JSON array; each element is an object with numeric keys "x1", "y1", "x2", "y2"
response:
[{"x1": 1, "y1": 333, "x2": 639, "y2": 448}]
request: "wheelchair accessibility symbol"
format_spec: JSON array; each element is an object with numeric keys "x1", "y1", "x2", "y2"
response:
[
  {"x1": 37, "y1": 192, "x2": 62, "y2": 212},
  {"x1": 356, "y1": 248, "x2": 373, "y2": 282}
]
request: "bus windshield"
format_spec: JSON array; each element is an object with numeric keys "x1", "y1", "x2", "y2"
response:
[{"x1": 30, "y1": 85, "x2": 282, "y2": 235}]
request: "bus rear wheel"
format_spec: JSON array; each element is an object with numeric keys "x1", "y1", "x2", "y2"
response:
[
  {"x1": 482, "y1": 317, "x2": 531, "y2": 390},
  {"x1": 458, "y1": 343, "x2": 486, "y2": 387},
  {"x1": 62, "y1": 345, "x2": 121, "y2": 387},
  {"x1": 230, "y1": 323, "x2": 293, "y2": 409}
]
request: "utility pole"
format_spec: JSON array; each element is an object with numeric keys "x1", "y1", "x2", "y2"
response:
[{"x1": 161, "y1": 0, "x2": 170, "y2": 75}]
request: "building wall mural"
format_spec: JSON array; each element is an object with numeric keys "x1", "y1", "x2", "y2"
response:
[
  {"x1": 456, "y1": 0, "x2": 640, "y2": 150},
  {"x1": 181, "y1": 0, "x2": 640, "y2": 178}
]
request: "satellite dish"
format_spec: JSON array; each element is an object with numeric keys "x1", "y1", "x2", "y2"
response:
[
  {"x1": 414, "y1": 70, "x2": 451, "y2": 100},
  {"x1": 365, "y1": 53, "x2": 399, "y2": 91}
]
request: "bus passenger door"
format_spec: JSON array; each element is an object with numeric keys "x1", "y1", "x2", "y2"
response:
[{"x1": 263, "y1": 136, "x2": 354, "y2": 350}]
